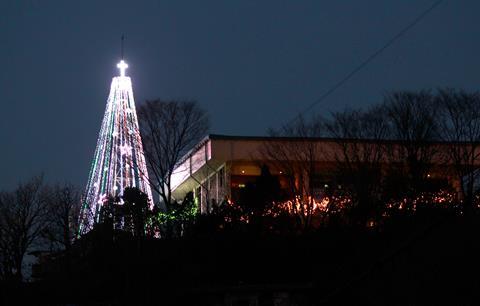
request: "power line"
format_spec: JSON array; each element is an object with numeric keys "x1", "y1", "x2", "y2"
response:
[{"x1": 287, "y1": 0, "x2": 443, "y2": 126}]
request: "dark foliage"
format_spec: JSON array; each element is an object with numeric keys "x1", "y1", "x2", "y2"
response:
[{"x1": 8, "y1": 212, "x2": 480, "y2": 305}]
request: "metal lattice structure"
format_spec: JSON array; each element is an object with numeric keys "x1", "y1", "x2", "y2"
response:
[{"x1": 79, "y1": 60, "x2": 153, "y2": 234}]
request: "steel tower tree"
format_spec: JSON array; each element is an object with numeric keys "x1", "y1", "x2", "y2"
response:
[{"x1": 79, "y1": 59, "x2": 153, "y2": 234}]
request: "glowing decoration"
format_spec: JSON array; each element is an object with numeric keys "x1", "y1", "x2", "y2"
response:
[
  {"x1": 79, "y1": 59, "x2": 153, "y2": 234},
  {"x1": 117, "y1": 60, "x2": 128, "y2": 77}
]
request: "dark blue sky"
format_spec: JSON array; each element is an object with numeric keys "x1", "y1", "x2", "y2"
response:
[{"x1": 1, "y1": 0, "x2": 479, "y2": 189}]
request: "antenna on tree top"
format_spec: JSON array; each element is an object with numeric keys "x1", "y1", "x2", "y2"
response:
[{"x1": 121, "y1": 34, "x2": 124, "y2": 60}]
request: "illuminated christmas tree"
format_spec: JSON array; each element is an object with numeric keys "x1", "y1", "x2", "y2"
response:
[{"x1": 79, "y1": 59, "x2": 153, "y2": 234}]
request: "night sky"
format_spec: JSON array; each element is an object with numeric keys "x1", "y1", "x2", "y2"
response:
[{"x1": 1, "y1": 0, "x2": 479, "y2": 189}]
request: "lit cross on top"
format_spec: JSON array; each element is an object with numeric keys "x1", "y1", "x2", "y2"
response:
[{"x1": 117, "y1": 60, "x2": 128, "y2": 77}]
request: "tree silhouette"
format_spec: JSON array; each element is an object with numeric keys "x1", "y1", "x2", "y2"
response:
[
  {"x1": 42, "y1": 183, "x2": 81, "y2": 252},
  {"x1": 326, "y1": 106, "x2": 388, "y2": 225},
  {"x1": 239, "y1": 165, "x2": 283, "y2": 215},
  {"x1": 137, "y1": 100, "x2": 209, "y2": 212},
  {"x1": 383, "y1": 91, "x2": 439, "y2": 204},
  {"x1": 0, "y1": 176, "x2": 48, "y2": 281},
  {"x1": 262, "y1": 115, "x2": 325, "y2": 231},
  {"x1": 122, "y1": 187, "x2": 150, "y2": 238},
  {"x1": 437, "y1": 88, "x2": 480, "y2": 213}
]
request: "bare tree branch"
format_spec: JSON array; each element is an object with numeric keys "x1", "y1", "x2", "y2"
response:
[
  {"x1": 261, "y1": 115, "x2": 324, "y2": 231},
  {"x1": 0, "y1": 176, "x2": 48, "y2": 281},
  {"x1": 137, "y1": 100, "x2": 209, "y2": 211},
  {"x1": 437, "y1": 88, "x2": 480, "y2": 212}
]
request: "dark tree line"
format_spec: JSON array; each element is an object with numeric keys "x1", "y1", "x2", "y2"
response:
[
  {"x1": 129, "y1": 90, "x2": 480, "y2": 236},
  {"x1": 0, "y1": 177, "x2": 81, "y2": 281},
  {"x1": 3, "y1": 90, "x2": 480, "y2": 280},
  {"x1": 261, "y1": 88, "x2": 480, "y2": 230}
]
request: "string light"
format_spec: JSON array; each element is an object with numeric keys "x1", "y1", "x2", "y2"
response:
[{"x1": 79, "y1": 60, "x2": 153, "y2": 233}]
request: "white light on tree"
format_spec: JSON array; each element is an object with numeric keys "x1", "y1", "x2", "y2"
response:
[{"x1": 79, "y1": 59, "x2": 153, "y2": 234}]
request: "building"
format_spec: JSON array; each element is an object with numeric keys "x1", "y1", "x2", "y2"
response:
[{"x1": 171, "y1": 134, "x2": 468, "y2": 213}]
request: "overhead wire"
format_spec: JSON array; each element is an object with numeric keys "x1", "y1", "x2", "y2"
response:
[{"x1": 286, "y1": 0, "x2": 444, "y2": 126}]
